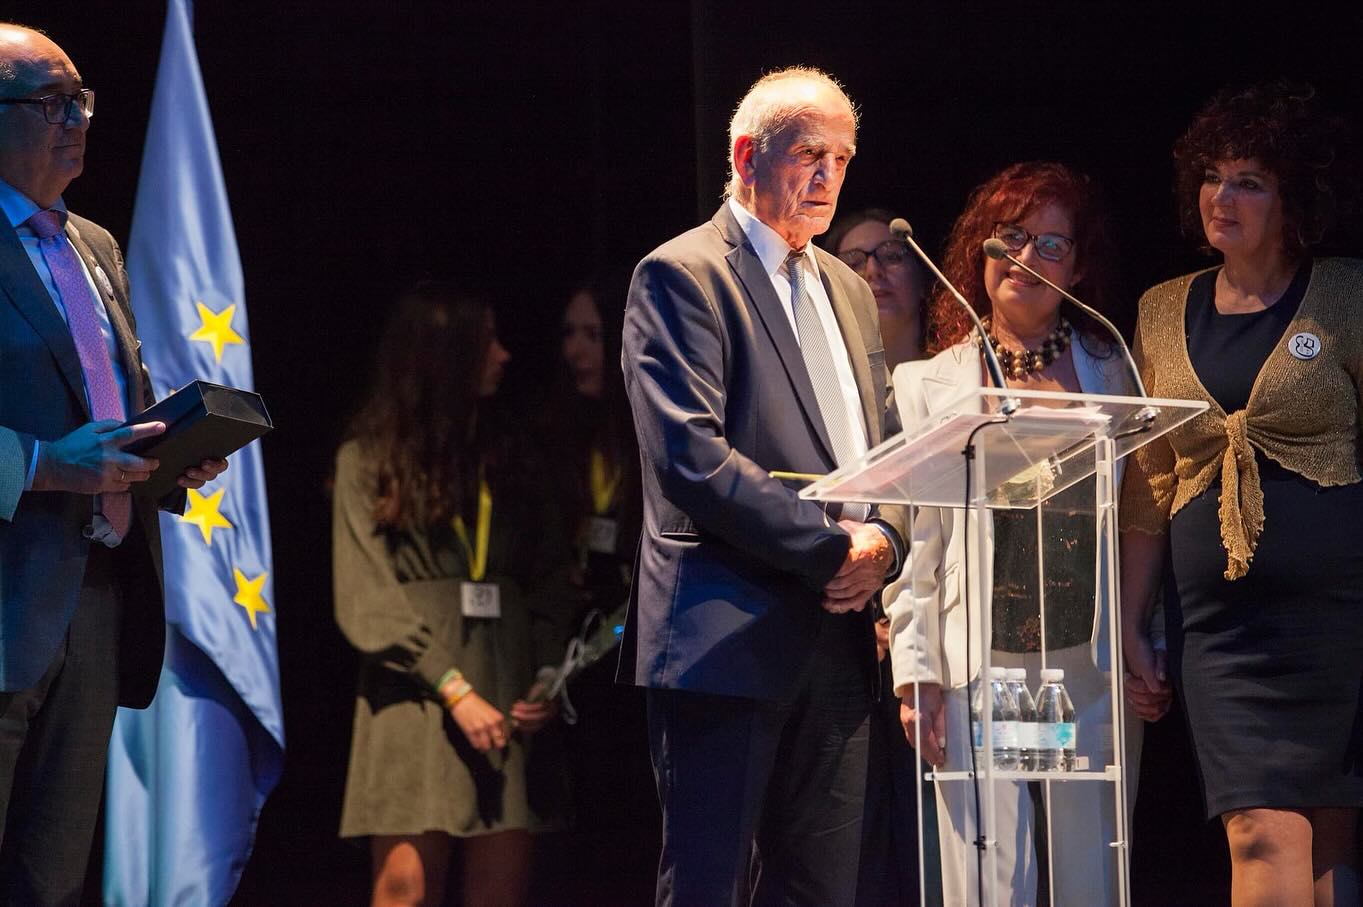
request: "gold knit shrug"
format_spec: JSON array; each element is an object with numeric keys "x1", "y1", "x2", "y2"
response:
[{"x1": 1120, "y1": 258, "x2": 1363, "y2": 580}]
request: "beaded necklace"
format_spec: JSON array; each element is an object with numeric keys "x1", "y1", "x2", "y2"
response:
[{"x1": 982, "y1": 316, "x2": 1071, "y2": 379}]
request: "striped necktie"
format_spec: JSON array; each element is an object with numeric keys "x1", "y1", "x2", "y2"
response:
[
  {"x1": 28, "y1": 209, "x2": 132, "y2": 538},
  {"x1": 786, "y1": 251, "x2": 857, "y2": 467}
]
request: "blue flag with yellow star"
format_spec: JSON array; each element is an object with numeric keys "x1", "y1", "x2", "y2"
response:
[{"x1": 104, "y1": 1, "x2": 284, "y2": 903}]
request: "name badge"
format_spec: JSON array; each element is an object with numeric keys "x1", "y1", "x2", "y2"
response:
[
  {"x1": 461, "y1": 581, "x2": 501, "y2": 619},
  {"x1": 586, "y1": 516, "x2": 619, "y2": 555}
]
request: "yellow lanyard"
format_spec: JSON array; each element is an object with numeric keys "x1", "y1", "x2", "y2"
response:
[
  {"x1": 452, "y1": 474, "x2": 493, "y2": 582},
  {"x1": 589, "y1": 448, "x2": 620, "y2": 516}
]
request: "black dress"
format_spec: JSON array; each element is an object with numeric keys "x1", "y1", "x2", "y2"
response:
[{"x1": 1166, "y1": 263, "x2": 1363, "y2": 818}]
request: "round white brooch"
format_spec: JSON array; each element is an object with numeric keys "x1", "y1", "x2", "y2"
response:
[{"x1": 1289, "y1": 332, "x2": 1321, "y2": 360}]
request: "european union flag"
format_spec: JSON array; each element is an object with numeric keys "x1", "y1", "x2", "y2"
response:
[{"x1": 104, "y1": 1, "x2": 284, "y2": 903}]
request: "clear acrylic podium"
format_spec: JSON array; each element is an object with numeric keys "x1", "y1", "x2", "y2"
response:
[{"x1": 801, "y1": 387, "x2": 1206, "y2": 907}]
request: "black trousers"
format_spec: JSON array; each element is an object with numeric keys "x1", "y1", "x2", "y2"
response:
[
  {"x1": 0, "y1": 544, "x2": 123, "y2": 907},
  {"x1": 647, "y1": 612, "x2": 871, "y2": 907},
  {"x1": 856, "y1": 659, "x2": 934, "y2": 907}
]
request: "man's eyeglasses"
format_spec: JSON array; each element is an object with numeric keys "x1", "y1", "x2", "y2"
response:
[
  {"x1": 836, "y1": 239, "x2": 912, "y2": 274},
  {"x1": 991, "y1": 223, "x2": 1074, "y2": 263},
  {"x1": 0, "y1": 89, "x2": 95, "y2": 125}
]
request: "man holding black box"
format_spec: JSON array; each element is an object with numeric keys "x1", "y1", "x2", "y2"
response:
[{"x1": 0, "y1": 23, "x2": 226, "y2": 903}]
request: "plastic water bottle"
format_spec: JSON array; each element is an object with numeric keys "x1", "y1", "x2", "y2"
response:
[
  {"x1": 989, "y1": 667, "x2": 1020, "y2": 769},
  {"x1": 1035, "y1": 668, "x2": 1077, "y2": 771},
  {"x1": 970, "y1": 673, "x2": 999, "y2": 760},
  {"x1": 1006, "y1": 668, "x2": 1038, "y2": 771},
  {"x1": 970, "y1": 665, "x2": 1014, "y2": 763},
  {"x1": 971, "y1": 678, "x2": 986, "y2": 753}
]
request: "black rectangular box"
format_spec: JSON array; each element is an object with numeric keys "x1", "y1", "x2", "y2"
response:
[{"x1": 122, "y1": 380, "x2": 273, "y2": 499}]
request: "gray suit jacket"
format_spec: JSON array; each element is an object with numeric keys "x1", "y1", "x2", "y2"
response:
[
  {"x1": 0, "y1": 211, "x2": 171, "y2": 707},
  {"x1": 619, "y1": 203, "x2": 907, "y2": 702}
]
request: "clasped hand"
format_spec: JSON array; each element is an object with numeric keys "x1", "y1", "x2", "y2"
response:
[
  {"x1": 821, "y1": 519, "x2": 891, "y2": 614},
  {"x1": 32, "y1": 419, "x2": 228, "y2": 494},
  {"x1": 1123, "y1": 619, "x2": 1173, "y2": 722}
]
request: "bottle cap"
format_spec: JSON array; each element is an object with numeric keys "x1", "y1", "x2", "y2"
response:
[
  {"x1": 1005, "y1": 667, "x2": 1027, "y2": 681},
  {"x1": 988, "y1": 666, "x2": 1008, "y2": 679},
  {"x1": 1040, "y1": 668, "x2": 1065, "y2": 682}
]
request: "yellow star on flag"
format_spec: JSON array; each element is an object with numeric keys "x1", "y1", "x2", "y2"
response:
[
  {"x1": 188, "y1": 301, "x2": 246, "y2": 363},
  {"x1": 178, "y1": 487, "x2": 233, "y2": 546},
  {"x1": 232, "y1": 568, "x2": 272, "y2": 631}
]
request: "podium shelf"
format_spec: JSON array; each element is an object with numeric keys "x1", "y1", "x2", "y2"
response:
[{"x1": 925, "y1": 763, "x2": 1120, "y2": 784}]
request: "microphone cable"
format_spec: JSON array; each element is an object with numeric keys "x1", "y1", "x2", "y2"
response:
[{"x1": 962, "y1": 412, "x2": 1010, "y2": 907}]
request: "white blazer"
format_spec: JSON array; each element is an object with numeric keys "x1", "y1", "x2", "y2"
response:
[{"x1": 885, "y1": 332, "x2": 1135, "y2": 694}]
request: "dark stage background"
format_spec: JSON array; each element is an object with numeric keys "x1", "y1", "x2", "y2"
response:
[{"x1": 11, "y1": 2, "x2": 1363, "y2": 905}]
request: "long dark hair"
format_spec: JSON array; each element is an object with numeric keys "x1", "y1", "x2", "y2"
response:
[
  {"x1": 345, "y1": 281, "x2": 494, "y2": 528},
  {"x1": 929, "y1": 161, "x2": 1119, "y2": 357},
  {"x1": 551, "y1": 269, "x2": 638, "y2": 530}
]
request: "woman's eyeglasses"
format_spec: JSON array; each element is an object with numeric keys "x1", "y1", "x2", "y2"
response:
[
  {"x1": 991, "y1": 223, "x2": 1074, "y2": 262},
  {"x1": 836, "y1": 239, "x2": 913, "y2": 274}
]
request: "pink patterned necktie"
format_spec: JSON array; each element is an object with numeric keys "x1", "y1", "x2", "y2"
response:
[{"x1": 28, "y1": 209, "x2": 131, "y2": 538}]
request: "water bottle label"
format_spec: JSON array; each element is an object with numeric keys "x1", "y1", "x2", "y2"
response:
[
  {"x1": 993, "y1": 720, "x2": 1018, "y2": 750},
  {"x1": 1036, "y1": 723, "x2": 1077, "y2": 750},
  {"x1": 973, "y1": 722, "x2": 983, "y2": 750},
  {"x1": 1057, "y1": 722, "x2": 1076, "y2": 749},
  {"x1": 1016, "y1": 723, "x2": 1040, "y2": 750}
]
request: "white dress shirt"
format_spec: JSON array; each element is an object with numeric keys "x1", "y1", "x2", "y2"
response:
[{"x1": 726, "y1": 196, "x2": 869, "y2": 461}]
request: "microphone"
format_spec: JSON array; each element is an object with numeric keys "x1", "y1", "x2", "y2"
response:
[
  {"x1": 981, "y1": 239, "x2": 1156, "y2": 425},
  {"x1": 890, "y1": 219, "x2": 1018, "y2": 415}
]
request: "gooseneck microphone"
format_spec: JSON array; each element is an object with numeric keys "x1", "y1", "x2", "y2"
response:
[
  {"x1": 889, "y1": 219, "x2": 1018, "y2": 415},
  {"x1": 981, "y1": 238, "x2": 1156, "y2": 424}
]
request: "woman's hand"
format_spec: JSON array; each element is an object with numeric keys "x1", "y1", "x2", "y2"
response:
[
  {"x1": 900, "y1": 682, "x2": 947, "y2": 767},
  {"x1": 1123, "y1": 621, "x2": 1173, "y2": 722},
  {"x1": 450, "y1": 693, "x2": 509, "y2": 752},
  {"x1": 509, "y1": 699, "x2": 557, "y2": 734},
  {"x1": 1119, "y1": 526, "x2": 1174, "y2": 723}
]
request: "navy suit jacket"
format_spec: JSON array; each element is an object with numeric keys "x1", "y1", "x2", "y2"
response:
[
  {"x1": 0, "y1": 211, "x2": 172, "y2": 708},
  {"x1": 619, "y1": 203, "x2": 907, "y2": 702}
]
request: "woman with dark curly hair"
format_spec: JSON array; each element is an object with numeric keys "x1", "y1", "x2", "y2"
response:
[
  {"x1": 887, "y1": 161, "x2": 1142, "y2": 905},
  {"x1": 1120, "y1": 82, "x2": 1363, "y2": 906}
]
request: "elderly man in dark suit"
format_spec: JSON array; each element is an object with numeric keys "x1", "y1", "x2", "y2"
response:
[
  {"x1": 0, "y1": 22, "x2": 226, "y2": 903},
  {"x1": 620, "y1": 66, "x2": 908, "y2": 906}
]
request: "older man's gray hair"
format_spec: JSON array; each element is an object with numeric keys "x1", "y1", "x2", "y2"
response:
[{"x1": 725, "y1": 65, "x2": 858, "y2": 199}]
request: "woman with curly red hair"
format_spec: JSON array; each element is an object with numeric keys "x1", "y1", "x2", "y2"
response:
[
  {"x1": 1120, "y1": 83, "x2": 1363, "y2": 906},
  {"x1": 886, "y1": 161, "x2": 1144, "y2": 905}
]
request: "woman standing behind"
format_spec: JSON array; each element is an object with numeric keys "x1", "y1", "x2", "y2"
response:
[
  {"x1": 888, "y1": 162, "x2": 1142, "y2": 905},
  {"x1": 1121, "y1": 83, "x2": 1363, "y2": 907},
  {"x1": 543, "y1": 273, "x2": 659, "y2": 905},
  {"x1": 825, "y1": 208, "x2": 934, "y2": 907},
  {"x1": 334, "y1": 282, "x2": 564, "y2": 907},
  {"x1": 826, "y1": 208, "x2": 930, "y2": 372},
  {"x1": 556, "y1": 272, "x2": 640, "y2": 627}
]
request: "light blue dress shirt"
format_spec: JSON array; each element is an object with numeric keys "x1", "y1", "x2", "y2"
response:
[{"x1": 0, "y1": 179, "x2": 131, "y2": 491}]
